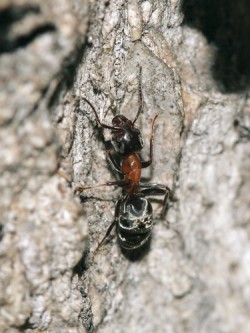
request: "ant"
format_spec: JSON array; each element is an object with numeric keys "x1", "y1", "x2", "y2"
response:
[{"x1": 75, "y1": 67, "x2": 172, "y2": 253}]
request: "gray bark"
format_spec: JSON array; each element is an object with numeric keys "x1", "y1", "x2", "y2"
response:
[{"x1": 0, "y1": 1, "x2": 249, "y2": 333}]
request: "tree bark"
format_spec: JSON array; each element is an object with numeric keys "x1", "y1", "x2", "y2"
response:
[{"x1": 1, "y1": 1, "x2": 250, "y2": 333}]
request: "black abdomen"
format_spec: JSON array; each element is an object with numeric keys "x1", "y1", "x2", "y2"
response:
[{"x1": 117, "y1": 196, "x2": 153, "y2": 250}]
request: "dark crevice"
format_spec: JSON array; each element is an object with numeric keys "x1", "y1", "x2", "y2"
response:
[
  {"x1": 16, "y1": 317, "x2": 34, "y2": 331},
  {"x1": 72, "y1": 249, "x2": 90, "y2": 277},
  {"x1": 182, "y1": 0, "x2": 250, "y2": 92},
  {"x1": 47, "y1": 39, "x2": 89, "y2": 111},
  {"x1": 0, "y1": 5, "x2": 56, "y2": 54},
  {"x1": 61, "y1": 39, "x2": 89, "y2": 90},
  {"x1": 0, "y1": 224, "x2": 3, "y2": 241},
  {"x1": 0, "y1": 4, "x2": 40, "y2": 27},
  {"x1": 0, "y1": 23, "x2": 56, "y2": 54}
]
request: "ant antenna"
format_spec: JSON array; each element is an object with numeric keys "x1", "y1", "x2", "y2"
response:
[
  {"x1": 82, "y1": 97, "x2": 115, "y2": 130},
  {"x1": 133, "y1": 66, "x2": 143, "y2": 124}
]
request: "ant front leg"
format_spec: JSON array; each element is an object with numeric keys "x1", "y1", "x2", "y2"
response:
[
  {"x1": 140, "y1": 183, "x2": 172, "y2": 218},
  {"x1": 106, "y1": 150, "x2": 123, "y2": 175}
]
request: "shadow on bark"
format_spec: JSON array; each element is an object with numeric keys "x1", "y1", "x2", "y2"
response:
[
  {"x1": 182, "y1": 0, "x2": 250, "y2": 92},
  {"x1": 0, "y1": 5, "x2": 56, "y2": 54},
  {"x1": 73, "y1": 249, "x2": 90, "y2": 277}
]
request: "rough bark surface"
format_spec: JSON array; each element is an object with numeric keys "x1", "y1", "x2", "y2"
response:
[{"x1": 1, "y1": 1, "x2": 250, "y2": 333}]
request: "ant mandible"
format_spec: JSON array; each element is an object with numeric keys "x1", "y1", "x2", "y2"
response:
[{"x1": 75, "y1": 67, "x2": 171, "y2": 253}]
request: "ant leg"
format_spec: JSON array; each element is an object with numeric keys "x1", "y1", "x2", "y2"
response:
[
  {"x1": 141, "y1": 183, "x2": 174, "y2": 201},
  {"x1": 140, "y1": 183, "x2": 172, "y2": 217},
  {"x1": 106, "y1": 150, "x2": 123, "y2": 175},
  {"x1": 141, "y1": 114, "x2": 158, "y2": 168},
  {"x1": 133, "y1": 66, "x2": 143, "y2": 124},
  {"x1": 74, "y1": 180, "x2": 129, "y2": 193},
  {"x1": 140, "y1": 183, "x2": 171, "y2": 191},
  {"x1": 93, "y1": 221, "x2": 116, "y2": 254},
  {"x1": 91, "y1": 197, "x2": 122, "y2": 260}
]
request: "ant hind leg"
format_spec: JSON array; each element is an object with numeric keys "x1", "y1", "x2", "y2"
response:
[
  {"x1": 91, "y1": 197, "x2": 123, "y2": 262},
  {"x1": 140, "y1": 183, "x2": 172, "y2": 218}
]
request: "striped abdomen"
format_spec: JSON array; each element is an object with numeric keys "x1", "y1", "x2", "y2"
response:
[{"x1": 117, "y1": 195, "x2": 153, "y2": 250}]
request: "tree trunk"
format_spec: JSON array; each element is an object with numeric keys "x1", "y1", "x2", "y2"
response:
[{"x1": 1, "y1": 1, "x2": 249, "y2": 333}]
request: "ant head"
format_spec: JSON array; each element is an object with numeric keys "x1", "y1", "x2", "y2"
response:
[
  {"x1": 112, "y1": 115, "x2": 132, "y2": 127},
  {"x1": 111, "y1": 116, "x2": 143, "y2": 155}
]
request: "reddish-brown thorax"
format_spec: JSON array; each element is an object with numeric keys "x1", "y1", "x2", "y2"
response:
[{"x1": 121, "y1": 153, "x2": 142, "y2": 195}]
